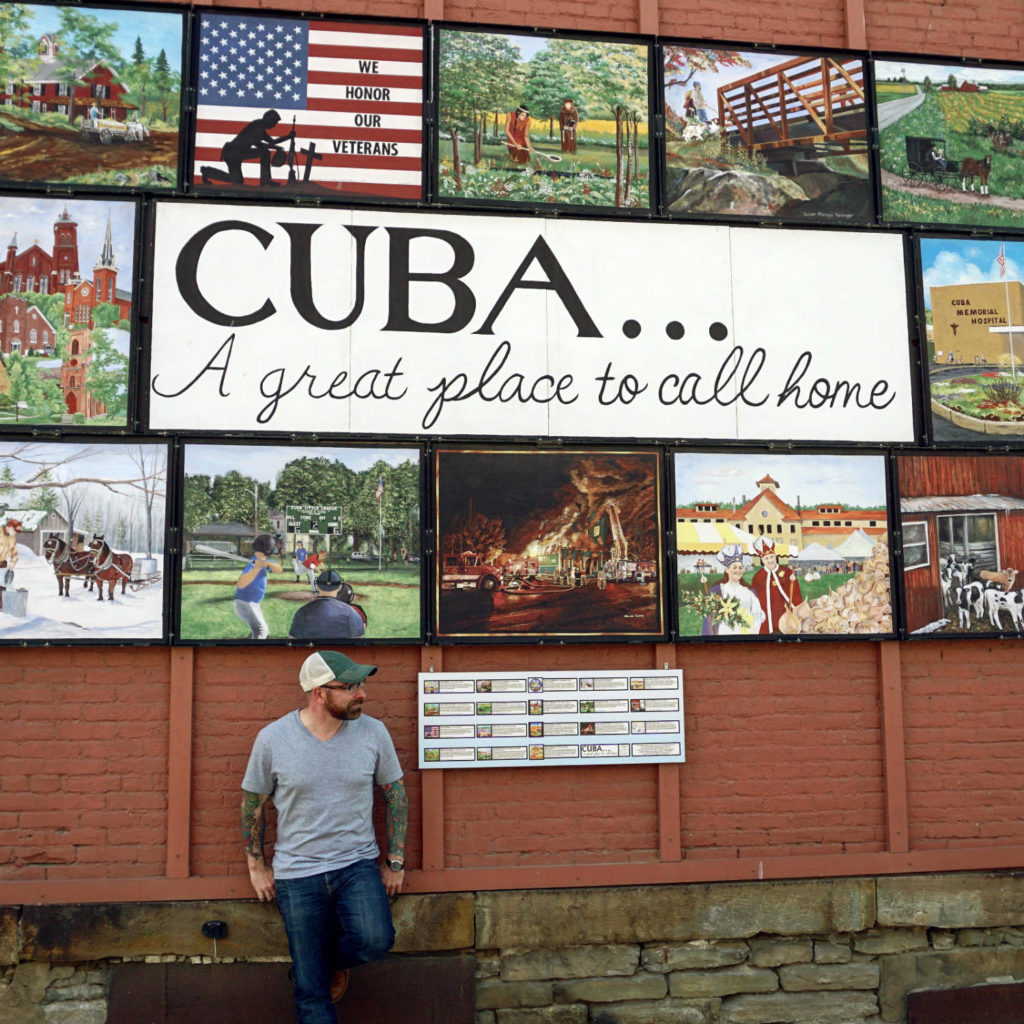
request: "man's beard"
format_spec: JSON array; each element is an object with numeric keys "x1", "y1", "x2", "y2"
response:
[{"x1": 328, "y1": 701, "x2": 363, "y2": 721}]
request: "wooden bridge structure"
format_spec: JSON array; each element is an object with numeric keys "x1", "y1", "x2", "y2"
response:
[{"x1": 717, "y1": 56, "x2": 868, "y2": 156}]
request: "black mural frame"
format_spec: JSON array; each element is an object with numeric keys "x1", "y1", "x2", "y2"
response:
[
  {"x1": 431, "y1": 21, "x2": 658, "y2": 219},
  {"x1": 168, "y1": 435, "x2": 427, "y2": 646},
  {"x1": 183, "y1": 5, "x2": 429, "y2": 205},
  {"x1": 668, "y1": 444, "x2": 899, "y2": 644},
  {"x1": 0, "y1": 0, "x2": 190, "y2": 195},
  {"x1": 657, "y1": 37, "x2": 877, "y2": 228},
  {"x1": 0, "y1": 432, "x2": 173, "y2": 645}
]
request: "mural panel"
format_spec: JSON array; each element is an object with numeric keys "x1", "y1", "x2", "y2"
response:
[
  {"x1": 437, "y1": 28, "x2": 650, "y2": 210},
  {"x1": 0, "y1": 195, "x2": 137, "y2": 428},
  {"x1": 191, "y1": 13, "x2": 424, "y2": 200},
  {"x1": 876, "y1": 59, "x2": 1024, "y2": 229},
  {"x1": 662, "y1": 45, "x2": 873, "y2": 223},
  {"x1": 674, "y1": 451, "x2": 892, "y2": 638},
  {"x1": 180, "y1": 443, "x2": 422, "y2": 642},
  {"x1": 434, "y1": 448, "x2": 664, "y2": 640},
  {"x1": 899, "y1": 452, "x2": 1024, "y2": 636},
  {"x1": 0, "y1": 3, "x2": 183, "y2": 189},
  {"x1": 0, "y1": 440, "x2": 166, "y2": 642}
]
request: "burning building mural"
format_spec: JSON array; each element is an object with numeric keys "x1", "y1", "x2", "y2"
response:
[{"x1": 434, "y1": 448, "x2": 665, "y2": 639}]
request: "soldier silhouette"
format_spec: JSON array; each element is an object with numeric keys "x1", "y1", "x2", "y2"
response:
[{"x1": 200, "y1": 109, "x2": 295, "y2": 187}]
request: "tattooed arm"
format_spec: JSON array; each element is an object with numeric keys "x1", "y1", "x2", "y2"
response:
[
  {"x1": 242, "y1": 789, "x2": 275, "y2": 901},
  {"x1": 379, "y1": 778, "x2": 408, "y2": 896}
]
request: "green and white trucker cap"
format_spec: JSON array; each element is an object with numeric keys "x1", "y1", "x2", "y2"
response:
[{"x1": 299, "y1": 650, "x2": 378, "y2": 691}]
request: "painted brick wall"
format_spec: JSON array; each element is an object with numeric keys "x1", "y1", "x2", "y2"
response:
[{"x1": 0, "y1": 648, "x2": 170, "y2": 882}]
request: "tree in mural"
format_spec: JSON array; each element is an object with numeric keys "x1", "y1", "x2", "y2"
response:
[
  {"x1": 84, "y1": 329, "x2": 129, "y2": 421},
  {"x1": 210, "y1": 470, "x2": 271, "y2": 532},
  {"x1": 438, "y1": 31, "x2": 523, "y2": 134},
  {"x1": 182, "y1": 474, "x2": 215, "y2": 535},
  {"x1": 49, "y1": 8, "x2": 122, "y2": 125},
  {"x1": 523, "y1": 49, "x2": 578, "y2": 139}
]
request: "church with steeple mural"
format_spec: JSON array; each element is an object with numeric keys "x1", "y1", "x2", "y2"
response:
[{"x1": 0, "y1": 197, "x2": 137, "y2": 427}]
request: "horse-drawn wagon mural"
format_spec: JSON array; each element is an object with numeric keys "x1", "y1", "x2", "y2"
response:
[
  {"x1": 0, "y1": 3, "x2": 183, "y2": 189},
  {"x1": 920, "y1": 236, "x2": 1024, "y2": 443},
  {"x1": 876, "y1": 59, "x2": 1024, "y2": 229},
  {"x1": 437, "y1": 29, "x2": 650, "y2": 209},
  {"x1": 662, "y1": 46, "x2": 872, "y2": 222},
  {"x1": 673, "y1": 452, "x2": 892, "y2": 639},
  {"x1": 898, "y1": 453, "x2": 1024, "y2": 635},
  {"x1": 0, "y1": 441, "x2": 166, "y2": 641}
]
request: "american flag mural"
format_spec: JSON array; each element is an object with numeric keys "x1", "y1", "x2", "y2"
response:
[{"x1": 192, "y1": 13, "x2": 423, "y2": 199}]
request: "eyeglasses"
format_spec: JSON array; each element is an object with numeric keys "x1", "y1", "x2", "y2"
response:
[{"x1": 319, "y1": 681, "x2": 365, "y2": 693}]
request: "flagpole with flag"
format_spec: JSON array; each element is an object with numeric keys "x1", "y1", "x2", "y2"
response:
[
  {"x1": 999, "y1": 243, "x2": 1017, "y2": 385},
  {"x1": 375, "y1": 475, "x2": 384, "y2": 570}
]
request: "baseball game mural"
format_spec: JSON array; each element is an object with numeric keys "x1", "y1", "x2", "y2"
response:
[
  {"x1": 0, "y1": 3, "x2": 183, "y2": 189},
  {"x1": 899, "y1": 452, "x2": 1024, "y2": 636},
  {"x1": 876, "y1": 59, "x2": 1024, "y2": 229},
  {"x1": 674, "y1": 452, "x2": 892, "y2": 638},
  {"x1": 0, "y1": 441, "x2": 166, "y2": 642},
  {"x1": 437, "y1": 28, "x2": 650, "y2": 209},
  {"x1": 662, "y1": 46, "x2": 872, "y2": 222},
  {"x1": 0, "y1": 195, "x2": 137, "y2": 428},
  {"x1": 921, "y1": 236, "x2": 1024, "y2": 443},
  {"x1": 191, "y1": 13, "x2": 423, "y2": 200},
  {"x1": 434, "y1": 448, "x2": 664, "y2": 641},
  {"x1": 180, "y1": 444, "x2": 421, "y2": 642}
]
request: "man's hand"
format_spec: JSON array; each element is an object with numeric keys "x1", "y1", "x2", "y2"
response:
[
  {"x1": 248, "y1": 855, "x2": 276, "y2": 902},
  {"x1": 380, "y1": 863, "x2": 405, "y2": 896}
]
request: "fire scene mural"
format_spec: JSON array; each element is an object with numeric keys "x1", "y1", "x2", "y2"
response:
[
  {"x1": 674, "y1": 451, "x2": 893, "y2": 639},
  {"x1": 0, "y1": 4, "x2": 183, "y2": 189},
  {"x1": 0, "y1": 195, "x2": 137, "y2": 427},
  {"x1": 434, "y1": 448, "x2": 665, "y2": 641}
]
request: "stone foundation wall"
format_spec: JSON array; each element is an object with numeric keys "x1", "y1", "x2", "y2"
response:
[{"x1": 2, "y1": 873, "x2": 1023, "y2": 1024}]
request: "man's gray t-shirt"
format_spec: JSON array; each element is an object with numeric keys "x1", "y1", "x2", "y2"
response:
[{"x1": 242, "y1": 711, "x2": 402, "y2": 879}]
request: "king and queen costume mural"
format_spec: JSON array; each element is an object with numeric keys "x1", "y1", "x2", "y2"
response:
[{"x1": 1, "y1": 3, "x2": 1024, "y2": 644}]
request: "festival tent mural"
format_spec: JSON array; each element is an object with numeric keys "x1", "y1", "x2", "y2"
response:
[
  {"x1": 180, "y1": 443, "x2": 421, "y2": 642},
  {"x1": 662, "y1": 45, "x2": 872, "y2": 222},
  {"x1": 437, "y1": 28, "x2": 650, "y2": 209},
  {"x1": 674, "y1": 451, "x2": 892, "y2": 638},
  {"x1": 899, "y1": 452, "x2": 1024, "y2": 636},
  {"x1": 190, "y1": 13, "x2": 424, "y2": 200},
  {"x1": 434, "y1": 448, "x2": 664, "y2": 640},
  {"x1": 0, "y1": 195, "x2": 137, "y2": 428},
  {"x1": 920, "y1": 235, "x2": 1024, "y2": 443},
  {"x1": 0, "y1": 3, "x2": 183, "y2": 189},
  {"x1": 0, "y1": 440, "x2": 166, "y2": 642},
  {"x1": 875, "y1": 59, "x2": 1024, "y2": 229}
]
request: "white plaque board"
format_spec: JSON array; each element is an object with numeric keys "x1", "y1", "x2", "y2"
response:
[
  {"x1": 418, "y1": 670, "x2": 685, "y2": 768},
  {"x1": 149, "y1": 203, "x2": 914, "y2": 443}
]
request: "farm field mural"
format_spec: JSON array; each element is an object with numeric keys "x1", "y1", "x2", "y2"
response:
[
  {"x1": 876, "y1": 60, "x2": 1024, "y2": 229},
  {"x1": 921, "y1": 236, "x2": 1024, "y2": 443},
  {"x1": 434, "y1": 449, "x2": 664, "y2": 640},
  {"x1": 673, "y1": 452, "x2": 892, "y2": 638},
  {"x1": 437, "y1": 29, "x2": 649, "y2": 209},
  {"x1": 899, "y1": 453, "x2": 1024, "y2": 636},
  {"x1": 0, "y1": 3, "x2": 183, "y2": 189},
  {"x1": 662, "y1": 46, "x2": 872, "y2": 222},
  {"x1": 0, "y1": 195, "x2": 137, "y2": 427},
  {"x1": 180, "y1": 444, "x2": 421, "y2": 642},
  {"x1": 0, "y1": 441, "x2": 166, "y2": 642}
]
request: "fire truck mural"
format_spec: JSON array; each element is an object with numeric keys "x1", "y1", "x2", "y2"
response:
[{"x1": 434, "y1": 448, "x2": 665, "y2": 640}]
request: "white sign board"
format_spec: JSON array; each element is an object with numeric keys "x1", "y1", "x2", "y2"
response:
[
  {"x1": 150, "y1": 203, "x2": 914, "y2": 442},
  {"x1": 418, "y1": 670, "x2": 685, "y2": 769}
]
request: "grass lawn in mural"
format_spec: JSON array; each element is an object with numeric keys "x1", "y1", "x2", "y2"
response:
[
  {"x1": 663, "y1": 47, "x2": 871, "y2": 222},
  {"x1": 899, "y1": 453, "x2": 1024, "y2": 635},
  {"x1": 920, "y1": 236, "x2": 1024, "y2": 442},
  {"x1": 0, "y1": 196, "x2": 136, "y2": 427},
  {"x1": 435, "y1": 450, "x2": 664, "y2": 639},
  {"x1": 437, "y1": 30, "x2": 649, "y2": 209},
  {"x1": 0, "y1": 4, "x2": 182, "y2": 189},
  {"x1": 876, "y1": 60, "x2": 1024, "y2": 228},
  {"x1": 180, "y1": 445, "x2": 421, "y2": 641},
  {"x1": 0, "y1": 442, "x2": 166, "y2": 641},
  {"x1": 674, "y1": 452, "x2": 891, "y2": 637}
]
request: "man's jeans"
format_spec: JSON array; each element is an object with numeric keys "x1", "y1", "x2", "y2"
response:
[{"x1": 276, "y1": 859, "x2": 395, "y2": 1024}]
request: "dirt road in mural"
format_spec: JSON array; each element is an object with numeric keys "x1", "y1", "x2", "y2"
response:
[
  {"x1": 0, "y1": 112, "x2": 177, "y2": 183},
  {"x1": 881, "y1": 168, "x2": 1024, "y2": 212}
]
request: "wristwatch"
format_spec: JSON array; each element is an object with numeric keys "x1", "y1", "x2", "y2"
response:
[{"x1": 386, "y1": 856, "x2": 404, "y2": 872}]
